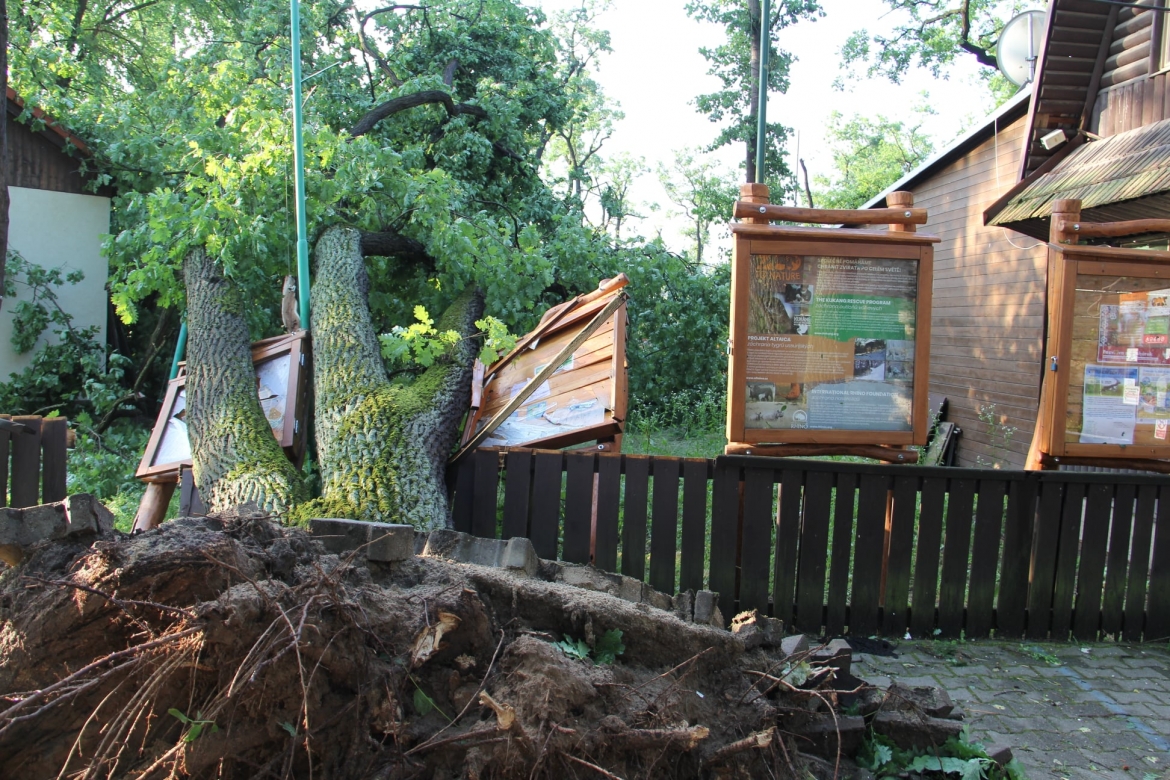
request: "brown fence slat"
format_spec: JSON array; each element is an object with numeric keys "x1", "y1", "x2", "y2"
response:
[
  {"x1": 1101, "y1": 483, "x2": 1136, "y2": 638},
  {"x1": 562, "y1": 452, "x2": 595, "y2": 564},
  {"x1": 40, "y1": 417, "x2": 68, "y2": 503},
  {"x1": 621, "y1": 456, "x2": 650, "y2": 580},
  {"x1": 1050, "y1": 482, "x2": 1088, "y2": 640},
  {"x1": 450, "y1": 455, "x2": 475, "y2": 533},
  {"x1": 937, "y1": 477, "x2": 976, "y2": 638},
  {"x1": 1145, "y1": 484, "x2": 1170, "y2": 641},
  {"x1": 10, "y1": 416, "x2": 43, "y2": 509},
  {"x1": 679, "y1": 459, "x2": 709, "y2": 593},
  {"x1": 997, "y1": 477, "x2": 1037, "y2": 638},
  {"x1": 850, "y1": 473, "x2": 889, "y2": 636},
  {"x1": 739, "y1": 467, "x2": 775, "y2": 614},
  {"x1": 1028, "y1": 480, "x2": 1066, "y2": 639},
  {"x1": 708, "y1": 459, "x2": 741, "y2": 619},
  {"x1": 1124, "y1": 484, "x2": 1158, "y2": 641},
  {"x1": 772, "y1": 469, "x2": 804, "y2": 626},
  {"x1": 471, "y1": 449, "x2": 501, "y2": 539},
  {"x1": 501, "y1": 450, "x2": 533, "y2": 540},
  {"x1": 593, "y1": 454, "x2": 622, "y2": 571},
  {"x1": 826, "y1": 471, "x2": 857, "y2": 636},
  {"x1": 910, "y1": 477, "x2": 946, "y2": 637},
  {"x1": 649, "y1": 457, "x2": 681, "y2": 595},
  {"x1": 1073, "y1": 482, "x2": 1114, "y2": 641},
  {"x1": 882, "y1": 475, "x2": 918, "y2": 636},
  {"x1": 530, "y1": 451, "x2": 564, "y2": 560},
  {"x1": 0, "y1": 415, "x2": 11, "y2": 508},
  {"x1": 966, "y1": 479, "x2": 1007, "y2": 638},
  {"x1": 796, "y1": 470, "x2": 832, "y2": 634}
]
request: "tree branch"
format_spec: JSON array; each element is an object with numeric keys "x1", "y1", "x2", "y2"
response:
[
  {"x1": 359, "y1": 230, "x2": 432, "y2": 266},
  {"x1": 959, "y1": 39, "x2": 997, "y2": 68},
  {"x1": 349, "y1": 89, "x2": 487, "y2": 137}
]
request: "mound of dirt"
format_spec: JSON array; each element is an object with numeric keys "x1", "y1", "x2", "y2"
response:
[{"x1": 0, "y1": 511, "x2": 966, "y2": 779}]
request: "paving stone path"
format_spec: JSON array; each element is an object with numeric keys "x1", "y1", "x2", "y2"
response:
[{"x1": 856, "y1": 640, "x2": 1170, "y2": 780}]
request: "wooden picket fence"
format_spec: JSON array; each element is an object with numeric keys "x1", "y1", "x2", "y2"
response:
[
  {"x1": 448, "y1": 449, "x2": 1170, "y2": 642},
  {"x1": 0, "y1": 415, "x2": 69, "y2": 508}
]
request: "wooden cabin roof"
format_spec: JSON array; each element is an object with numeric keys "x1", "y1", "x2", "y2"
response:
[
  {"x1": 989, "y1": 117, "x2": 1170, "y2": 238},
  {"x1": 986, "y1": 0, "x2": 1170, "y2": 236}
]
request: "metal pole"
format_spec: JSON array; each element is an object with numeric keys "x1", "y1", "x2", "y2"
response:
[
  {"x1": 290, "y1": 0, "x2": 311, "y2": 331},
  {"x1": 754, "y1": 0, "x2": 771, "y2": 183},
  {"x1": 169, "y1": 320, "x2": 188, "y2": 381}
]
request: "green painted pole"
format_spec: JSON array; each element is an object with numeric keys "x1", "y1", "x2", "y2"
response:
[
  {"x1": 754, "y1": 0, "x2": 771, "y2": 184},
  {"x1": 290, "y1": 0, "x2": 311, "y2": 331},
  {"x1": 169, "y1": 320, "x2": 188, "y2": 381}
]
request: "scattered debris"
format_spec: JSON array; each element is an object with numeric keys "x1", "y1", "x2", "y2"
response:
[{"x1": 0, "y1": 509, "x2": 1015, "y2": 778}]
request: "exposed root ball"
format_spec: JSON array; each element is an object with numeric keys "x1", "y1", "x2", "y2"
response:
[{"x1": 0, "y1": 514, "x2": 865, "y2": 779}]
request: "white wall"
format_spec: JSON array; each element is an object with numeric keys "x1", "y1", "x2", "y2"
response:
[{"x1": 1, "y1": 186, "x2": 111, "y2": 382}]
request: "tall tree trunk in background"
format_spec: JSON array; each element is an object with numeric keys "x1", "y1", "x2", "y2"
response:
[
  {"x1": 0, "y1": 0, "x2": 9, "y2": 312},
  {"x1": 745, "y1": 0, "x2": 761, "y2": 185},
  {"x1": 184, "y1": 248, "x2": 306, "y2": 514},
  {"x1": 299, "y1": 226, "x2": 483, "y2": 530}
]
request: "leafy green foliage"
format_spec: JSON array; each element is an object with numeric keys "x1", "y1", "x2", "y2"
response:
[
  {"x1": 554, "y1": 629, "x2": 625, "y2": 665},
  {"x1": 838, "y1": 0, "x2": 1023, "y2": 103},
  {"x1": 685, "y1": 0, "x2": 822, "y2": 188},
  {"x1": 813, "y1": 110, "x2": 935, "y2": 209},
  {"x1": 380, "y1": 306, "x2": 462, "y2": 369},
  {"x1": 658, "y1": 150, "x2": 738, "y2": 266},
  {"x1": 0, "y1": 253, "x2": 130, "y2": 417},
  {"x1": 554, "y1": 636, "x2": 592, "y2": 661},
  {"x1": 475, "y1": 316, "x2": 518, "y2": 366},
  {"x1": 168, "y1": 709, "x2": 219, "y2": 743},
  {"x1": 856, "y1": 728, "x2": 1029, "y2": 779},
  {"x1": 593, "y1": 629, "x2": 625, "y2": 665}
]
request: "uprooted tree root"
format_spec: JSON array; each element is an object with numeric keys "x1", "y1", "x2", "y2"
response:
[{"x1": 0, "y1": 514, "x2": 862, "y2": 779}]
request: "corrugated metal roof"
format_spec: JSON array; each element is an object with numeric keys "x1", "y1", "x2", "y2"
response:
[{"x1": 989, "y1": 118, "x2": 1170, "y2": 227}]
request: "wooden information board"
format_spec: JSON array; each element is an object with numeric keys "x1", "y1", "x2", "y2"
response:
[
  {"x1": 136, "y1": 330, "x2": 311, "y2": 483},
  {"x1": 1029, "y1": 202, "x2": 1170, "y2": 472},
  {"x1": 725, "y1": 186, "x2": 938, "y2": 461}
]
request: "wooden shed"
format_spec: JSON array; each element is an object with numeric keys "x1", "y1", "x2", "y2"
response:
[
  {"x1": 864, "y1": 0, "x2": 1170, "y2": 468},
  {"x1": 2, "y1": 89, "x2": 111, "y2": 379}
]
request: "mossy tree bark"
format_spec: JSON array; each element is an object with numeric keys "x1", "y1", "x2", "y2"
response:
[
  {"x1": 184, "y1": 248, "x2": 306, "y2": 514},
  {"x1": 298, "y1": 226, "x2": 483, "y2": 529}
]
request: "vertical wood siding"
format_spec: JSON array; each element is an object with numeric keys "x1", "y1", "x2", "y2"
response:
[
  {"x1": 5, "y1": 108, "x2": 92, "y2": 195},
  {"x1": 906, "y1": 115, "x2": 1047, "y2": 468}
]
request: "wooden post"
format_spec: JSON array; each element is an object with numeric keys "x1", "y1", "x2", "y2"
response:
[
  {"x1": 40, "y1": 417, "x2": 68, "y2": 504},
  {"x1": 133, "y1": 480, "x2": 177, "y2": 533},
  {"x1": 887, "y1": 191, "x2": 916, "y2": 233},
  {"x1": 1027, "y1": 199, "x2": 1083, "y2": 470},
  {"x1": 1050, "y1": 198, "x2": 1082, "y2": 244},
  {"x1": 739, "y1": 183, "x2": 771, "y2": 224}
]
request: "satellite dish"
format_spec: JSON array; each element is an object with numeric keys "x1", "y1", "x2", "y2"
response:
[{"x1": 996, "y1": 10, "x2": 1047, "y2": 87}]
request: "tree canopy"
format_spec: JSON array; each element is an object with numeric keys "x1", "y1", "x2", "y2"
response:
[
  {"x1": 6, "y1": 0, "x2": 736, "y2": 426},
  {"x1": 813, "y1": 110, "x2": 935, "y2": 209},
  {"x1": 839, "y1": 0, "x2": 1023, "y2": 102},
  {"x1": 686, "y1": 0, "x2": 821, "y2": 189}
]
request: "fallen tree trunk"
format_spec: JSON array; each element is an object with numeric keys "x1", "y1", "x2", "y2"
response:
[
  {"x1": 298, "y1": 226, "x2": 483, "y2": 529},
  {"x1": 184, "y1": 248, "x2": 305, "y2": 514}
]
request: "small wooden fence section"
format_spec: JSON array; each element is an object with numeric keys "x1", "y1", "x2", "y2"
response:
[
  {"x1": 449, "y1": 449, "x2": 1170, "y2": 642},
  {"x1": 0, "y1": 415, "x2": 68, "y2": 508}
]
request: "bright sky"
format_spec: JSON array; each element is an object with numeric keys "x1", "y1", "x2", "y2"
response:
[{"x1": 533, "y1": 0, "x2": 1012, "y2": 255}]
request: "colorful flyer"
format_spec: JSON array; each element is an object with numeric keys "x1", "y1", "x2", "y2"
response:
[{"x1": 1080, "y1": 365, "x2": 1138, "y2": 444}]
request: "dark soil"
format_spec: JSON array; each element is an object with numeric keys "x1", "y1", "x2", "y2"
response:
[{"x1": 0, "y1": 512, "x2": 874, "y2": 779}]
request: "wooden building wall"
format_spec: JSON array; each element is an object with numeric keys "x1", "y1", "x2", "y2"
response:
[
  {"x1": 1091, "y1": 1, "x2": 1170, "y2": 137},
  {"x1": 5, "y1": 101, "x2": 92, "y2": 195},
  {"x1": 906, "y1": 115, "x2": 1048, "y2": 468}
]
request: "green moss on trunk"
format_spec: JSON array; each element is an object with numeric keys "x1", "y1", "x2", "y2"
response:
[
  {"x1": 184, "y1": 248, "x2": 306, "y2": 515},
  {"x1": 297, "y1": 226, "x2": 482, "y2": 529}
]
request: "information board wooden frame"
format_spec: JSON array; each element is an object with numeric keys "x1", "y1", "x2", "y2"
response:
[
  {"x1": 136, "y1": 330, "x2": 312, "y2": 482},
  {"x1": 725, "y1": 186, "x2": 939, "y2": 459},
  {"x1": 1027, "y1": 198, "x2": 1170, "y2": 472}
]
